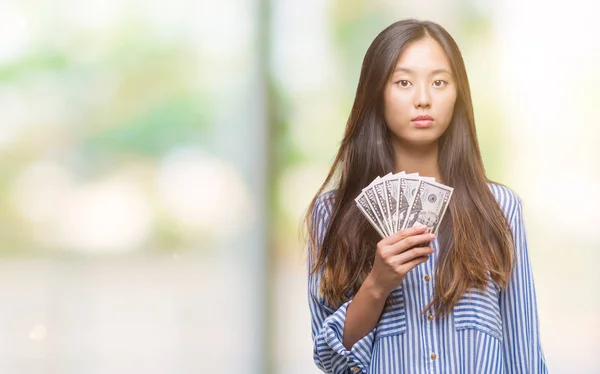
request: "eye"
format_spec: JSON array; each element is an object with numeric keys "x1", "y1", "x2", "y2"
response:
[
  {"x1": 396, "y1": 80, "x2": 412, "y2": 87},
  {"x1": 433, "y1": 80, "x2": 447, "y2": 87}
]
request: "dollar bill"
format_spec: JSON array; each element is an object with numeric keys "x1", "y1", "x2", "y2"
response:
[
  {"x1": 402, "y1": 176, "x2": 422, "y2": 208},
  {"x1": 383, "y1": 174, "x2": 402, "y2": 233},
  {"x1": 355, "y1": 192, "x2": 386, "y2": 238},
  {"x1": 402, "y1": 180, "x2": 453, "y2": 236},
  {"x1": 355, "y1": 172, "x2": 452, "y2": 239},
  {"x1": 373, "y1": 179, "x2": 393, "y2": 234},
  {"x1": 395, "y1": 176, "x2": 410, "y2": 232},
  {"x1": 363, "y1": 185, "x2": 389, "y2": 236}
]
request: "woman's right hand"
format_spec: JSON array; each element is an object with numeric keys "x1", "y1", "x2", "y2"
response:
[{"x1": 368, "y1": 224, "x2": 435, "y2": 297}]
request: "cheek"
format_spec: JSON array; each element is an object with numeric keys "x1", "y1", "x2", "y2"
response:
[
  {"x1": 437, "y1": 93, "x2": 457, "y2": 123},
  {"x1": 384, "y1": 91, "x2": 412, "y2": 120}
]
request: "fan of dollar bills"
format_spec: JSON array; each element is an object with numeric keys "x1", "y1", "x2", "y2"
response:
[{"x1": 354, "y1": 172, "x2": 454, "y2": 238}]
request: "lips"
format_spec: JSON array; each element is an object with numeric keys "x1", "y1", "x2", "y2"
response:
[
  {"x1": 412, "y1": 114, "x2": 434, "y2": 128},
  {"x1": 412, "y1": 115, "x2": 434, "y2": 121}
]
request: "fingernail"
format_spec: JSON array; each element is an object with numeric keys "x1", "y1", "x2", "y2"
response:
[{"x1": 415, "y1": 223, "x2": 427, "y2": 229}]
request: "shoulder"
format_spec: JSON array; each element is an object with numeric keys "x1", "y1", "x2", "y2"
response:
[
  {"x1": 312, "y1": 189, "x2": 337, "y2": 222},
  {"x1": 308, "y1": 190, "x2": 338, "y2": 252},
  {"x1": 487, "y1": 182, "x2": 523, "y2": 223},
  {"x1": 307, "y1": 190, "x2": 337, "y2": 269}
]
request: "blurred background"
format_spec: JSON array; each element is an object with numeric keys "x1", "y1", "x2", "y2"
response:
[{"x1": 0, "y1": 0, "x2": 598, "y2": 373}]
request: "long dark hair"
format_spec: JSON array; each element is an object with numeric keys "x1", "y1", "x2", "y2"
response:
[{"x1": 305, "y1": 19, "x2": 514, "y2": 318}]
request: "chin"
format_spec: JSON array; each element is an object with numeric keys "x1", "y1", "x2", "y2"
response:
[
  {"x1": 390, "y1": 127, "x2": 445, "y2": 148},
  {"x1": 404, "y1": 133, "x2": 442, "y2": 147}
]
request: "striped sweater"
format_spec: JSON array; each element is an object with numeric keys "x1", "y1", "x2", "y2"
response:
[{"x1": 308, "y1": 183, "x2": 548, "y2": 373}]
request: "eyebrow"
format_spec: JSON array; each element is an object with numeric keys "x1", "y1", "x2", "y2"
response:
[{"x1": 393, "y1": 67, "x2": 452, "y2": 76}]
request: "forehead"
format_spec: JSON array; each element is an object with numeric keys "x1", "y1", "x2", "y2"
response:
[{"x1": 393, "y1": 37, "x2": 451, "y2": 72}]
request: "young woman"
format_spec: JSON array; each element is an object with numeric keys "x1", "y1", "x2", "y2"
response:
[{"x1": 306, "y1": 19, "x2": 547, "y2": 373}]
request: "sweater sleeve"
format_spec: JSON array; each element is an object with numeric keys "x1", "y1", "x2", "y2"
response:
[
  {"x1": 500, "y1": 195, "x2": 548, "y2": 373},
  {"x1": 307, "y1": 193, "x2": 376, "y2": 374}
]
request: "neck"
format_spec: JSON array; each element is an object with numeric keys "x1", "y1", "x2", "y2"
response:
[{"x1": 393, "y1": 141, "x2": 443, "y2": 183}]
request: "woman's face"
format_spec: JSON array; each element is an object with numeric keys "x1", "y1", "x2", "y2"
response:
[{"x1": 383, "y1": 37, "x2": 457, "y2": 148}]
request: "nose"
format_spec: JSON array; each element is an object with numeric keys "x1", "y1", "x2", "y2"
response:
[{"x1": 414, "y1": 84, "x2": 431, "y2": 109}]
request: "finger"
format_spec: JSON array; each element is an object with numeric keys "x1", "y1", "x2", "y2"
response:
[
  {"x1": 388, "y1": 233, "x2": 435, "y2": 255},
  {"x1": 398, "y1": 254, "x2": 431, "y2": 274},
  {"x1": 381, "y1": 224, "x2": 429, "y2": 245},
  {"x1": 395, "y1": 246, "x2": 434, "y2": 264}
]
